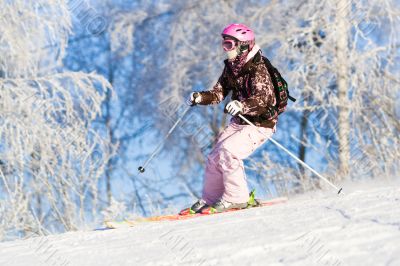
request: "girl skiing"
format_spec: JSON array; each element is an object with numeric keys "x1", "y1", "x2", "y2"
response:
[{"x1": 184, "y1": 24, "x2": 277, "y2": 214}]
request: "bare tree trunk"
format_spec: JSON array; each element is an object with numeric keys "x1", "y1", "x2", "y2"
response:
[
  {"x1": 336, "y1": 0, "x2": 351, "y2": 180},
  {"x1": 298, "y1": 109, "x2": 310, "y2": 176},
  {"x1": 105, "y1": 43, "x2": 114, "y2": 206}
]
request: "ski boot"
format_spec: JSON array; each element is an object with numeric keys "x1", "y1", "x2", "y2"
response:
[
  {"x1": 201, "y1": 189, "x2": 258, "y2": 214},
  {"x1": 179, "y1": 199, "x2": 209, "y2": 215},
  {"x1": 201, "y1": 199, "x2": 248, "y2": 214}
]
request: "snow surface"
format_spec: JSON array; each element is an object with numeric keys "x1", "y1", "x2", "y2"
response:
[{"x1": 0, "y1": 184, "x2": 399, "y2": 266}]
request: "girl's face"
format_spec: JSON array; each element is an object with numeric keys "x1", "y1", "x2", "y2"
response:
[{"x1": 222, "y1": 37, "x2": 240, "y2": 60}]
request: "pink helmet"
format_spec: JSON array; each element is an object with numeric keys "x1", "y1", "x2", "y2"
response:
[{"x1": 221, "y1": 23, "x2": 255, "y2": 49}]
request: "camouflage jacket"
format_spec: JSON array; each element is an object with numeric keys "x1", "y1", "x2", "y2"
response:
[{"x1": 198, "y1": 50, "x2": 277, "y2": 128}]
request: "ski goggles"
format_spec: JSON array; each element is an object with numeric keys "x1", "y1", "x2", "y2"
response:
[{"x1": 222, "y1": 39, "x2": 237, "y2": 51}]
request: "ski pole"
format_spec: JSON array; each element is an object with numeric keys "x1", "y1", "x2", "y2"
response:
[
  {"x1": 138, "y1": 106, "x2": 191, "y2": 173},
  {"x1": 238, "y1": 114, "x2": 343, "y2": 194}
]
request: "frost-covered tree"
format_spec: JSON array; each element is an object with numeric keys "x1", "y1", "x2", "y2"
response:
[
  {"x1": 261, "y1": 0, "x2": 400, "y2": 186},
  {"x1": 81, "y1": 1, "x2": 207, "y2": 213},
  {"x1": 0, "y1": 0, "x2": 113, "y2": 240}
]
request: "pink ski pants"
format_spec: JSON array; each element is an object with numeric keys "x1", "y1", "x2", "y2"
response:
[{"x1": 202, "y1": 121, "x2": 274, "y2": 205}]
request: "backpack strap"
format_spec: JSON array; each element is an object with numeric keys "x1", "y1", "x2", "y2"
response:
[{"x1": 262, "y1": 56, "x2": 296, "y2": 103}]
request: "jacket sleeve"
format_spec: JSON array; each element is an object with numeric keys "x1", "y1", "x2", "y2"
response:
[
  {"x1": 241, "y1": 63, "x2": 276, "y2": 116},
  {"x1": 197, "y1": 67, "x2": 230, "y2": 105}
]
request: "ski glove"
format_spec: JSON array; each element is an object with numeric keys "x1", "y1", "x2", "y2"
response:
[
  {"x1": 225, "y1": 100, "x2": 243, "y2": 116},
  {"x1": 186, "y1": 92, "x2": 202, "y2": 106}
]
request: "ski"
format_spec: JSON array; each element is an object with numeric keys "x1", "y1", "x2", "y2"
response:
[{"x1": 104, "y1": 197, "x2": 287, "y2": 229}]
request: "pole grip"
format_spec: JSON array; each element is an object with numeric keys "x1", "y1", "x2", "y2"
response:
[{"x1": 189, "y1": 92, "x2": 201, "y2": 106}]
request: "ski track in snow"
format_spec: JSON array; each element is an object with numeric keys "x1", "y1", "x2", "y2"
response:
[{"x1": 0, "y1": 186, "x2": 399, "y2": 266}]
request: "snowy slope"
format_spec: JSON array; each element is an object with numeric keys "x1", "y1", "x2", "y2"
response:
[{"x1": 0, "y1": 184, "x2": 399, "y2": 266}]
